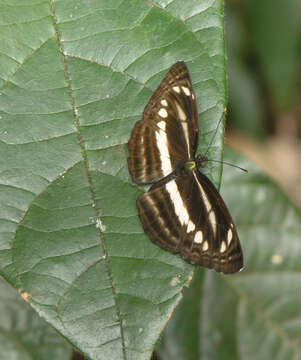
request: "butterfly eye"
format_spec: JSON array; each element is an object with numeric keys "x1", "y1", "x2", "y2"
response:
[{"x1": 196, "y1": 154, "x2": 208, "y2": 168}]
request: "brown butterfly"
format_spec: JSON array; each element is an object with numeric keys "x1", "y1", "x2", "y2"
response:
[{"x1": 128, "y1": 62, "x2": 243, "y2": 274}]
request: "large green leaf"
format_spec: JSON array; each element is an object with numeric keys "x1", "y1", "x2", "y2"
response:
[
  {"x1": 158, "y1": 148, "x2": 301, "y2": 360},
  {"x1": 0, "y1": 276, "x2": 71, "y2": 360},
  {"x1": 0, "y1": 1, "x2": 227, "y2": 359}
]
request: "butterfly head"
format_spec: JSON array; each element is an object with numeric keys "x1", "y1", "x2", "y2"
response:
[{"x1": 196, "y1": 154, "x2": 208, "y2": 169}]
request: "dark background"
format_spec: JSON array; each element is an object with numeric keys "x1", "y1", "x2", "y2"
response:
[{"x1": 225, "y1": 0, "x2": 301, "y2": 206}]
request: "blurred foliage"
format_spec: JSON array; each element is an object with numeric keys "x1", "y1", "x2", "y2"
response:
[
  {"x1": 0, "y1": 276, "x2": 72, "y2": 360},
  {"x1": 226, "y1": 0, "x2": 301, "y2": 138}
]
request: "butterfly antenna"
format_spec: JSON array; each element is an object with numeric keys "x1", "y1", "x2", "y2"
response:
[
  {"x1": 207, "y1": 159, "x2": 249, "y2": 173},
  {"x1": 202, "y1": 108, "x2": 249, "y2": 173},
  {"x1": 204, "y1": 108, "x2": 226, "y2": 158}
]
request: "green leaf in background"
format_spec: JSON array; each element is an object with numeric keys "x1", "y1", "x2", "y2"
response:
[
  {"x1": 157, "y1": 148, "x2": 301, "y2": 360},
  {"x1": 0, "y1": 1, "x2": 227, "y2": 359},
  {"x1": 244, "y1": 0, "x2": 301, "y2": 112},
  {"x1": 225, "y1": 9, "x2": 266, "y2": 139},
  {"x1": 0, "y1": 276, "x2": 71, "y2": 360}
]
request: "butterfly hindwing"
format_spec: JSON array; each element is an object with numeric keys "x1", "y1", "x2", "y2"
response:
[
  {"x1": 128, "y1": 62, "x2": 199, "y2": 184},
  {"x1": 188, "y1": 171, "x2": 243, "y2": 273},
  {"x1": 137, "y1": 171, "x2": 243, "y2": 274}
]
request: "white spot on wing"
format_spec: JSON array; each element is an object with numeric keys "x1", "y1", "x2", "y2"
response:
[
  {"x1": 194, "y1": 231, "x2": 203, "y2": 243},
  {"x1": 187, "y1": 220, "x2": 195, "y2": 233},
  {"x1": 227, "y1": 228, "x2": 233, "y2": 245},
  {"x1": 203, "y1": 241, "x2": 209, "y2": 251},
  {"x1": 193, "y1": 173, "x2": 210, "y2": 211},
  {"x1": 208, "y1": 210, "x2": 217, "y2": 234},
  {"x1": 175, "y1": 102, "x2": 187, "y2": 121},
  {"x1": 173, "y1": 86, "x2": 180, "y2": 93},
  {"x1": 193, "y1": 173, "x2": 217, "y2": 235},
  {"x1": 175, "y1": 102, "x2": 191, "y2": 157},
  {"x1": 182, "y1": 122, "x2": 189, "y2": 151},
  {"x1": 158, "y1": 108, "x2": 168, "y2": 118},
  {"x1": 155, "y1": 123, "x2": 172, "y2": 176},
  {"x1": 182, "y1": 86, "x2": 191, "y2": 96},
  {"x1": 165, "y1": 180, "x2": 189, "y2": 227},
  {"x1": 161, "y1": 99, "x2": 168, "y2": 107},
  {"x1": 157, "y1": 120, "x2": 166, "y2": 131},
  {"x1": 220, "y1": 241, "x2": 227, "y2": 253}
]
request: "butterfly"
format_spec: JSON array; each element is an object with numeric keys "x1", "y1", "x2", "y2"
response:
[{"x1": 128, "y1": 62, "x2": 243, "y2": 274}]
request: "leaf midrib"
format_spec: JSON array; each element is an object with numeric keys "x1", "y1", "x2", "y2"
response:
[{"x1": 50, "y1": 1, "x2": 127, "y2": 358}]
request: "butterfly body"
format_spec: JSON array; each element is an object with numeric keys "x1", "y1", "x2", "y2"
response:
[{"x1": 128, "y1": 62, "x2": 243, "y2": 274}]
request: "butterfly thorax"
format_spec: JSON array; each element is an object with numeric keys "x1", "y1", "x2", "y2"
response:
[
  {"x1": 184, "y1": 161, "x2": 197, "y2": 171},
  {"x1": 184, "y1": 154, "x2": 208, "y2": 173}
]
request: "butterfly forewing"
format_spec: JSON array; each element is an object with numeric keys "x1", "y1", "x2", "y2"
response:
[
  {"x1": 128, "y1": 61, "x2": 243, "y2": 274},
  {"x1": 128, "y1": 62, "x2": 199, "y2": 184}
]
